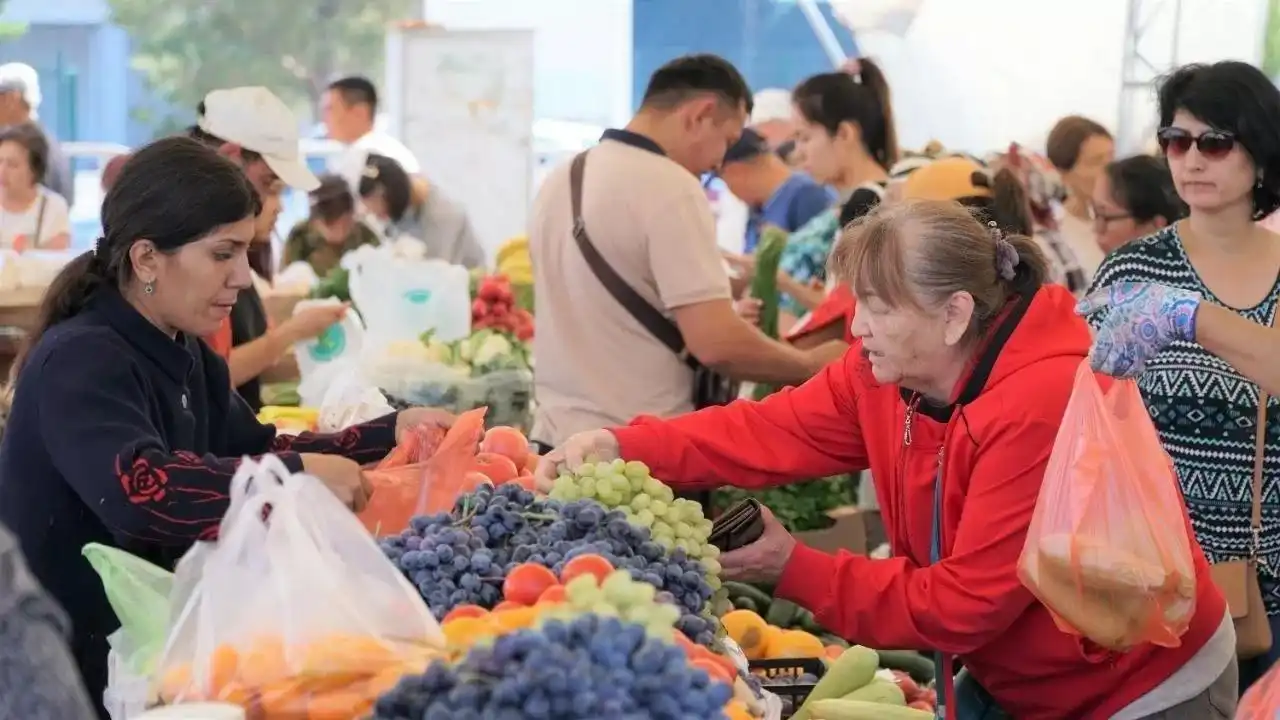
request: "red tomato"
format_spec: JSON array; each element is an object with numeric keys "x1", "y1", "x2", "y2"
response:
[
  {"x1": 559, "y1": 554, "x2": 614, "y2": 584},
  {"x1": 503, "y1": 564, "x2": 559, "y2": 606}
]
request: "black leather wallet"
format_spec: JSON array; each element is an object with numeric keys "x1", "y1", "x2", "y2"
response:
[{"x1": 709, "y1": 498, "x2": 766, "y2": 552}]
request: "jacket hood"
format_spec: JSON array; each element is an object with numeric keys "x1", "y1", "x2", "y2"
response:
[
  {"x1": 904, "y1": 283, "x2": 1091, "y2": 421},
  {"x1": 982, "y1": 284, "x2": 1091, "y2": 387}
]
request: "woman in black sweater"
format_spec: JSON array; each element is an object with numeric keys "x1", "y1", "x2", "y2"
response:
[{"x1": 0, "y1": 137, "x2": 450, "y2": 716}]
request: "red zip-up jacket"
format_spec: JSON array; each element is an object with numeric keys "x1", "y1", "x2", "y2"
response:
[{"x1": 613, "y1": 285, "x2": 1225, "y2": 719}]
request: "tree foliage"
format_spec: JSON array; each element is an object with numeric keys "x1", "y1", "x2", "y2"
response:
[{"x1": 108, "y1": 0, "x2": 416, "y2": 121}]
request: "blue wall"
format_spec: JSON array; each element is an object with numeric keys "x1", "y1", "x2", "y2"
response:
[
  {"x1": 0, "y1": 0, "x2": 163, "y2": 145},
  {"x1": 632, "y1": 0, "x2": 858, "y2": 108}
]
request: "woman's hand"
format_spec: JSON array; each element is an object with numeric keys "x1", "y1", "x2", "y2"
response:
[
  {"x1": 1076, "y1": 282, "x2": 1201, "y2": 377},
  {"x1": 394, "y1": 407, "x2": 456, "y2": 442},
  {"x1": 720, "y1": 506, "x2": 798, "y2": 584},
  {"x1": 533, "y1": 430, "x2": 621, "y2": 491},
  {"x1": 735, "y1": 297, "x2": 763, "y2": 326},
  {"x1": 281, "y1": 303, "x2": 349, "y2": 343},
  {"x1": 300, "y1": 453, "x2": 372, "y2": 511}
]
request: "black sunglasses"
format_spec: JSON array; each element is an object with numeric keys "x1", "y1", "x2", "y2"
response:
[{"x1": 1157, "y1": 127, "x2": 1237, "y2": 159}]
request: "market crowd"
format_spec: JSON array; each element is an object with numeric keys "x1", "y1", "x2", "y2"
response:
[
  {"x1": 531, "y1": 54, "x2": 1280, "y2": 720},
  {"x1": 0, "y1": 38, "x2": 1273, "y2": 720}
]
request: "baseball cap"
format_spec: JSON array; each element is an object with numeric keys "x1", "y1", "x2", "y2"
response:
[
  {"x1": 0, "y1": 63, "x2": 40, "y2": 113},
  {"x1": 750, "y1": 88, "x2": 792, "y2": 126},
  {"x1": 198, "y1": 86, "x2": 319, "y2": 192},
  {"x1": 722, "y1": 128, "x2": 771, "y2": 165},
  {"x1": 902, "y1": 156, "x2": 993, "y2": 202}
]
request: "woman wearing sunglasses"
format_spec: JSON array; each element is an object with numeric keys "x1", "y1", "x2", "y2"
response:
[{"x1": 1083, "y1": 59, "x2": 1280, "y2": 692}]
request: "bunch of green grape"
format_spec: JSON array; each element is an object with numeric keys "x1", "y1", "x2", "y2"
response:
[
  {"x1": 555, "y1": 570, "x2": 682, "y2": 638},
  {"x1": 550, "y1": 460, "x2": 721, "y2": 570}
]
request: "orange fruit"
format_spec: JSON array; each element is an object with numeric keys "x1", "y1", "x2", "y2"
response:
[
  {"x1": 207, "y1": 644, "x2": 240, "y2": 696},
  {"x1": 239, "y1": 635, "x2": 289, "y2": 686},
  {"x1": 443, "y1": 604, "x2": 489, "y2": 623}
]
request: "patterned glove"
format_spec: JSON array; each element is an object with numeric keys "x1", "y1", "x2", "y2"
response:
[{"x1": 1075, "y1": 282, "x2": 1202, "y2": 377}]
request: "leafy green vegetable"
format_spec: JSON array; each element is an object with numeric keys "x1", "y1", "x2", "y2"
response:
[
  {"x1": 752, "y1": 228, "x2": 787, "y2": 340},
  {"x1": 714, "y1": 475, "x2": 855, "y2": 532}
]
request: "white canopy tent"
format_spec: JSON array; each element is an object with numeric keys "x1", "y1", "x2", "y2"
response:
[{"x1": 801, "y1": 0, "x2": 1267, "y2": 155}]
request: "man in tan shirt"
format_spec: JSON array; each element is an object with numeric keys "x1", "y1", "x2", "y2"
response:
[{"x1": 530, "y1": 54, "x2": 822, "y2": 447}]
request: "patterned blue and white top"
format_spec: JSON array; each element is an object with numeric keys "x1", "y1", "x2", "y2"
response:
[{"x1": 1088, "y1": 224, "x2": 1280, "y2": 615}]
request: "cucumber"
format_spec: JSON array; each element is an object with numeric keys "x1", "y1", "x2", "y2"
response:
[
  {"x1": 766, "y1": 598, "x2": 801, "y2": 628},
  {"x1": 731, "y1": 596, "x2": 760, "y2": 613},
  {"x1": 723, "y1": 581, "x2": 773, "y2": 611},
  {"x1": 876, "y1": 649, "x2": 935, "y2": 684},
  {"x1": 808, "y1": 699, "x2": 931, "y2": 720},
  {"x1": 796, "y1": 609, "x2": 825, "y2": 634}
]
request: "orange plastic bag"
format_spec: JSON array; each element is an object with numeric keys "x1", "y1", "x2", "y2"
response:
[
  {"x1": 1018, "y1": 361, "x2": 1197, "y2": 651},
  {"x1": 1239, "y1": 663, "x2": 1280, "y2": 719},
  {"x1": 417, "y1": 407, "x2": 488, "y2": 514},
  {"x1": 357, "y1": 408, "x2": 489, "y2": 535},
  {"x1": 357, "y1": 423, "x2": 447, "y2": 535}
]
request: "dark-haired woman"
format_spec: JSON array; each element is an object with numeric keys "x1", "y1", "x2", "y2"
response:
[
  {"x1": 1086, "y1": 59, "x2": 1280, "y2": 691},
  {"x1": 0, "y1": 137, "x2": 452, "y2": 715},
  {"x1": 282, "y1": 173, "x2": 380, "y2": 276},
  {"x1": 0, "y1": 123, "x2": 69, "y2": 250},
  {"x1": 360, "y1": 152, "x2": 486, "y2": 268},
  {"x1": 773, "y1": 59, "x2": 896, "y2": 320},
  {"x1": 1045, "y1": 115, "x2": 1115, "y2": 278},
  {"x1": 1092, "y1": 154, "x2": 1183, "y2": 253}
]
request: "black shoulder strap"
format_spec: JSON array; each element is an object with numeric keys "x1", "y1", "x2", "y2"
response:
[{"x1": 569, "y1": 151, "x2": 696, "y2": 369}]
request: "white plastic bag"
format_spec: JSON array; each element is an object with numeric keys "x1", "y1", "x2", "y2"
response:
[
  {"x1": 291, "y1": 298, "x2": 366, "y2": 388},
  {"x1": 153, "y1": 455, "x2": 444, "y2": 716},
  {"x1": 316, "y1": 365, "x2": 396, "y2": 432},
  {"x1": 104, "y1": 640, "x2": 151, "y2": 720},
  {"x1": 344, "y1": 245, "x2": 471, "y2": 346}
]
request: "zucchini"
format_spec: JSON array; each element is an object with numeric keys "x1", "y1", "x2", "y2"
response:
[
  {"x1": 732, "y1": 596, "x2": 761, "y2": 613},
  {"x1": 766, "y1": 598, "x2": 801, "y2": 628},
  {"x1": 876, "y1": 649, "x2": 936, "y2": 684},
  {"x1": 724, "y1": 581, "x2": 773, "y2": 611}
]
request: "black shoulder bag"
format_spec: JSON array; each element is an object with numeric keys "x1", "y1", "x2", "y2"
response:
[{"x1": 568, "y1": 151, "x2": 739, "y2": 410}]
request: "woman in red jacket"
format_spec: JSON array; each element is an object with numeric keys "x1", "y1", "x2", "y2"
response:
[{"x1": 537, "y1": 199, "x2": 1234, "y2": 719}]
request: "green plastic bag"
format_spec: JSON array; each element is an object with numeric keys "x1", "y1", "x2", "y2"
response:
[{"x1": 83, "y1": 543, "x2": 174, "y2": 675}]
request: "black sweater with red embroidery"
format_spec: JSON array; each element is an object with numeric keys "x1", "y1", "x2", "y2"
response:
[{"x1": 0, "y1": 287, "x2": 398, "y2": 716}]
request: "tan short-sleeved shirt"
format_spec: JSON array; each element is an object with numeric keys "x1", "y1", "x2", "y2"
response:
[{"x1": 530, "y1": 134, "x2": 732, "y2": 444}]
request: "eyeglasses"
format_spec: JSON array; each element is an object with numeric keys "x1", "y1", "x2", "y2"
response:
[
  {"x1": 1157, "y1": 127, "x2": 1237, "y2": 159},
  {"x1": 1092, "y1": 208, "x2": 1133, "y2": 229}
]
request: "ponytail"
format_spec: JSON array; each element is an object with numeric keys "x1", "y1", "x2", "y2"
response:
[
  {"x1": 989, "y1": 167, "x2": 1035, "y2": 237},
  {"x1": 855, "y1": 58, "x2": 899, "y2": 168},
  {"x1": 794, "y1": 60, "x2": 899, "y2": 170},
  {"x1": 11, "y1": 251, "x2": 107, "y2": 383},
  {"x1": 1001, "y1": 232, "x2": 1051, "y2": 291}
]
